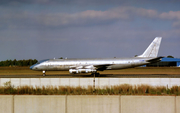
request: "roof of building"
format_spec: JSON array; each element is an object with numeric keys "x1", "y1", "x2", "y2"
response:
[{"x1": 161, "y1": 57, "x2": 180, "y2": 62}]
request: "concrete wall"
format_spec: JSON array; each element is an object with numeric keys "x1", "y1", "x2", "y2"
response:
[
  {"x1": 176, "y1": 96, "x2": 180, "y2": 113},
  {"x1": 121, "y1": 96, "x2": 175, "y2": 113},
  {"x1": 1, "y1": 95, "x2": 180, "y2": 113},
  {"x1": 1, "y1": 78, "x2": 180, "y2": 88},
  {"x1": 0, "y1": 95, "x2": 13, "y2": 113},
  {"x1": 14, "y1": 95, "x2": 66, "y2": 113},
  {"x1": 67, "y1": 95, "x2": 120, "y2": 113}
]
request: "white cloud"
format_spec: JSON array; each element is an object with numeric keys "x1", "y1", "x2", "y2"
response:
[
  {"x1": 35, "y1": 7, "x2": 160, "y2": 27},
  {"x1": 160, "y1": 11, "x2": 180, "y2": 20},
  {"x1": 173, "y1": 21, "x2": 180, "y2": 28},
  {"x1": 159, "y1": 11, "x2": 180, "y2": 29},
  {"x1": 36, "y1": 8, "x2": 131, "y2": 27},
  {"x1": 134, "y1": 8, "x2": 158, "y2": 18},
  {"x1": 1, "y1": 6, "x2": 180, "y2": 29}
]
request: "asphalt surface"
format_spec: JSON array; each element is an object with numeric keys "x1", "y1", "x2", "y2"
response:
[{"x1": 0, "y1": 74, "x2": 180, "y2": 78}]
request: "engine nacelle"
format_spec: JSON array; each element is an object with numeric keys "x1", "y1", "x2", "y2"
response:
[{"x1": 69, "y1": 69, "x2": 96, "y2": 74}]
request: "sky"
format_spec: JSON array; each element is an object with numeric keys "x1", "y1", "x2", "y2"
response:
[{"x1": 0, "y1": 0, "x2": 180, "y2": 61}]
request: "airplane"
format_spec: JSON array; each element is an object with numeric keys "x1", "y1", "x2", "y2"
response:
[{"x1": 30, "y1": 37, "x2": 163, "y2": 76}]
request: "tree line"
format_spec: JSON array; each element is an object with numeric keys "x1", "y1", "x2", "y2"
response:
[{"x1": 0, "y1": 59, "x2": 38, "y2": 67}]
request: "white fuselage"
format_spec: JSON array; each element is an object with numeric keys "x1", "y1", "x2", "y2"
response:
[
  {"x1": 30, "y1": 57, "x2": 150, "y2": 71},
  {"x1": 30, "y1": 37, "x2": 162, "y2": 75}
]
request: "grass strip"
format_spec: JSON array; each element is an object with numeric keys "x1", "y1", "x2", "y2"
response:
[{"x1": 1, "y1": 81, "x2": 180, "y2": 95}]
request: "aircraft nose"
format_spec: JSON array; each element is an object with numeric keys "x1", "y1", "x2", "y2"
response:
[
  {"x1": 30, "y1": 64, "x2": 36, "y2": 70},
  {"x1": 30, "y1": 65, "x2": 34, "y2": 70}
]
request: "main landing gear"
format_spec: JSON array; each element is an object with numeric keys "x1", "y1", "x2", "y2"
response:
[
  {"x1": 42, "y1": 70, "x2": 46, "y2": 76},
  {"x1": 91, "y1": 72, "x2": 100, "y2": 77}
]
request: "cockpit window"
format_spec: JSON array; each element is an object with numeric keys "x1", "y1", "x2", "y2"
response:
[{"x1": 37, "y1": 59, "x2": 49, "y2": 64}]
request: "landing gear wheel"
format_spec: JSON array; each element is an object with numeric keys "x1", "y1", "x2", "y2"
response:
[
  {"x1": 42, "y1": 70, "x2": 46, "y2": 77},
  {"x1": 43, "y1": 73, "x2": 46, "y2": 76}
]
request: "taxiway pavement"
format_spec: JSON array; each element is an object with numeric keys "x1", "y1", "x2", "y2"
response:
[{"x1": 0, "y1": 74, "x2": 180, "y2": 78}]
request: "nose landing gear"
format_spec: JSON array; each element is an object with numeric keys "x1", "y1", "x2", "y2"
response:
[{"x1": 42, "y1": 70, "x2": 46, "y2": 76}]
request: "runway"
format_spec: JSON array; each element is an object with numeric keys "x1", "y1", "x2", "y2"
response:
[{"x1": 0, "y1": 74, "x2": 180, "y2": 78}]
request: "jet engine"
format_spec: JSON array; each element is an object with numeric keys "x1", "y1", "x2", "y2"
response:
[{"x1": 69, "y1": 69, "x2": 96, "y2": 74}]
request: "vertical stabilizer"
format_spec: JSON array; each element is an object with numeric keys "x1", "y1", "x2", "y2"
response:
[{"x1": 138, "y1": 37, "x2": 162, "y2": 58}]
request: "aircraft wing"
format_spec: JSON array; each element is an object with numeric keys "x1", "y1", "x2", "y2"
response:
[
  {"x1": 93, "y1": 64, "x2": 112, "y2": 71},
  {"x1": 69, "y1": 64, "x2": 111, "y2": 71}
]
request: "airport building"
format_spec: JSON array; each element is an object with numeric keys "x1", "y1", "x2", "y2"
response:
[{"x1": 146, "y1": 57, "x2": 180, "y2": 67}]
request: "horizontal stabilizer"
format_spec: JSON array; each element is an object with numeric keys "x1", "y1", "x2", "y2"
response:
[{"x1": 146, "y1": 56, "x2": 164, "y2": 63}]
